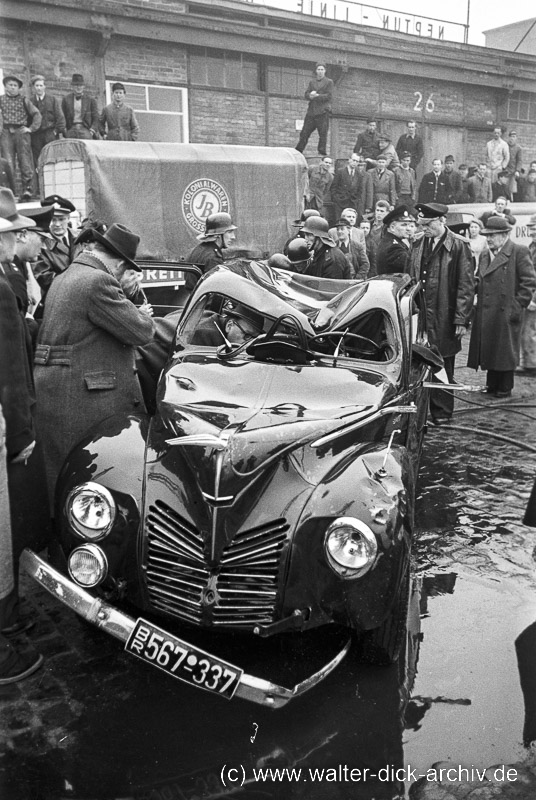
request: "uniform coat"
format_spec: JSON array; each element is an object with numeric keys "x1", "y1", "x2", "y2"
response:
[
  {"x1": 410, "y1": 229, "x2": 474, "y2": 356},
  {"x1": 376, "y1": 233, "x2": 410, "y2": 275},
  {"x1": 34, "y1": 252, "x2": 155, "y2": 502},
  {"x1": 468, "y1": 240, "x2": 536, "y2": 371},
  {"x1": 34, "y1": 230, "x2": 77, "y2": 292},
  {"x1": 185, "y1": 239, "x2": 224, "y2": 291}
]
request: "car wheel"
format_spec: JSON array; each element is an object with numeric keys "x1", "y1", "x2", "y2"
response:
[{"x1": 360, "y1": 563, "x2": 411, "y2": 666}]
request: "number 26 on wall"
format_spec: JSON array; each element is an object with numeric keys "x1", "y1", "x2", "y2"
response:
[{"x1": 414, "y1": 92, "x2": 435, "y2": 113}]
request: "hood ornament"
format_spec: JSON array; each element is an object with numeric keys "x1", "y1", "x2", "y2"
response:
[{"x1": 166, "y1": 434, "x2": 229, "y2": 451}]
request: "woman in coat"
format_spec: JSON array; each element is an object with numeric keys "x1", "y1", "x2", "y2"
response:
[
  {"x1": 34, "y1": 223, "x2": 155, "y2": 507},
  {"x1": 468, "y1": 216, "x2": 536, "y2": 397}
]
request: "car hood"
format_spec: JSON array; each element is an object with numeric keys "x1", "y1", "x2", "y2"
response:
[{"x1": 152, "y1": 355, "x2": 396, "y2": 480}]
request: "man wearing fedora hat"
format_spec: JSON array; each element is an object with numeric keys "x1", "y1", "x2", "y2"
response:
[
  {"x1": 468, "y1": 216, "x2": 536, "y2": 398},
  {"x1": 0, "y1": 75, "x2": 41, "y2": 201},
  {"x1": 62, "y1": 74, "x2": 99, "y2": 140},
  {"x1": 185, "y1": 212, "x2": 237, "y2": 292},
  {"x1": 412, "y1": 202, "x2": 474, "y2": 424},
  {"x1": 34, "y1": 222, "x2": 155, "y2": 505},
  {"x1": 99, "y1": 82, "x2": 140, "y2": 142},
  {"x1": 301, "y1": 215, "x2": 346, "y2": 279}
]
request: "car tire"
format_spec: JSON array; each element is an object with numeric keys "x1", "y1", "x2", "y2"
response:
[{"x1": 360, "y1": 563, "x2": 411, "y2": 666}]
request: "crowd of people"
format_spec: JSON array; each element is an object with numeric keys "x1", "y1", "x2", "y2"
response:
[
  {"x1": 1, "y1": 62, "x2": 536, "y2": 685},
  {"x1": 307, "y1": 121, "x2": 536, "y2": 222},
  {"x1": 0, "y1": 72, "x2": 139, "y2": 200}
]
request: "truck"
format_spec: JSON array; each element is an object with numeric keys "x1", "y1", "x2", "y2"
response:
[{"x1": 39, "y1": 140, "x2": 308, "y2": 309}]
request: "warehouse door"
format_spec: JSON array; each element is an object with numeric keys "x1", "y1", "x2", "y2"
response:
[{"x1": 424, "y1": 126, "x2": 465, "y2": 173}]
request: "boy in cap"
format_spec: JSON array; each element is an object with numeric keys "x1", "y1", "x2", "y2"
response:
[
  {"x1": 295, "y1": 62, "x2": 334, "y2": 157},
  {"x1": 62, "y1": 74, "x2": 99, "y2": 139},
  {"x1": 99, "y1": 82, "x2": 140, "y2": 142},
  {"x1": 0, "y1": 76, "x2": 41, "y2": 201},
  {"x1": 393, "y1": 152, "x2": 416, "y2": 207},
  {"x1": 412, "y1": 202, "x2": 474, "y2": 424}
]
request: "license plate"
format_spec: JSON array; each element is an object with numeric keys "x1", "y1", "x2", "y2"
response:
[{"x1": 125, "y1": 618, "x2": 243, "y2": 699}]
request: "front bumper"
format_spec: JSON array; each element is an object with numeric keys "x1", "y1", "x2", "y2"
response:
[{"x1": 22, "y1": 549, "x2": 350, "y2": 709}]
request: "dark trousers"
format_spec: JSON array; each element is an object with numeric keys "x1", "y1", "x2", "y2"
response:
[
  {"x1": 430, "y1": 354, "x2": 455, "y2": 420},
  {"x1": 486, "y1": 369, "x2": 514, "y2": 394},
  {"x1": 31, "y1": 128, "x2": 56, "y2": 170},
  {"x1": 0, "y1": 128, "x2": 35, "y2": 196},
  {"x1": 296, "y1": 112, "x2": 330, "y2": 156}
]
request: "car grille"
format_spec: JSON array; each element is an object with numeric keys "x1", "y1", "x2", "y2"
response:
[{"x1": 145, "y1": 501, "x2": 289, "y2": 629}]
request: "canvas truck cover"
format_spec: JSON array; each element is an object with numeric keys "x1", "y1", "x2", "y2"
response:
[{"x1": 39, "y1": 140, "x2": 308, "y2": 260}]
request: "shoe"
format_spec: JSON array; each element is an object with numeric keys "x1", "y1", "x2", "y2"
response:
[
  {"x1": 1, "y1": 614, "x2": 36, "y2": 637},
  {"x1": 431, "y1": 416, "x2": 452, "y2": 426},
  {"x1": 0, "y1": 647, "x2": 44, "y2": 685},
  {"x1": 494, "y1": 391, "x2": 512, "y2": 398}
]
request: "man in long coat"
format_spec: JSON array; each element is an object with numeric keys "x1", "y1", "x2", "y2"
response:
[
  {"x1": 468, "y1": 216, "x2": 536, "y2": 397},
  {"x1": 34, "y1": 223, "x2": 155, "y2": 506},
  {"x1": 411, "y1": 202, "x2": 474, "y2": 424}
]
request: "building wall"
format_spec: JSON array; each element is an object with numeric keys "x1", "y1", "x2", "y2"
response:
[{"x1": 2, "y1": 3, "x2": 536, "y2": 175}]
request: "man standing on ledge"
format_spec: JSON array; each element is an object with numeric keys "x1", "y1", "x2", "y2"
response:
[{"x1": 295, "y1": 62, "x2": 334, "y2": 157}]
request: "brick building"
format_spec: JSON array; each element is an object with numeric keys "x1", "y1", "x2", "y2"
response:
[{"x1": 2, "y1": 0, "x2": 536, "y2": 180}]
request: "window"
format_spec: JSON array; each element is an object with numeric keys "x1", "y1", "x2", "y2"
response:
[
  {"x1": 190, "y1": 49, "x2": 260, "y2": 91},
  {"x1": 267, "y1": 65, "x2": 314, "y2": 96},
  {"x1": 105, "y1": 81, "x2": 189, "y2": 143},
  {"x1": 507, "y1": 91, "x2": 536, "y2": 122}
]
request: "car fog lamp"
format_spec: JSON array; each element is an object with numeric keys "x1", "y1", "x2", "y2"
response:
[
  {"x1": 325, "y1": 517, "x2": 377, "y2": 578},
  {"x1": 66, "y1": 482, "x2": 115, "y2": 540},
  {"x1": 68, "y1": 545, "x2": 108, "y2": 587}
]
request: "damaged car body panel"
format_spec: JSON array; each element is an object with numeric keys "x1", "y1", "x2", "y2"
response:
[{"x1": 25, "y1": 263, "x2": 432, "y2": 706}]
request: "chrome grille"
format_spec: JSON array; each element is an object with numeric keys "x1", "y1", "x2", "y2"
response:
[{"x1": 145, "y1": 501, "x2": 289, "y2": 628}]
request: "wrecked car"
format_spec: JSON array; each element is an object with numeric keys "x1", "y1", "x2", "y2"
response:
[{"x1": 24, "y1": 262, "x2": 436, "y2": 708}]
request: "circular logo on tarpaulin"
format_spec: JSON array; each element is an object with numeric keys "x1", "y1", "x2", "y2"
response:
[{"x1": 182, "y1": 178, "x2": 231, "y2": 234}]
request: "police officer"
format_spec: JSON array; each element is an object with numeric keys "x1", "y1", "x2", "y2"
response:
[
  {"x1": 375, "y1": 206, "x2": 414, "y2": 275},
  {"x1": 185, "y1": 212, "x2": 237, "y2": 292},
  {"x1": 286, "y1": 238, "x2": 313, "y2": 274},
  {"x1": 300, "y1": 215, "x2": 346, "y2": 279},
  {"x1": 32, "y1": 195, "x2": 77, "y2": 312}
]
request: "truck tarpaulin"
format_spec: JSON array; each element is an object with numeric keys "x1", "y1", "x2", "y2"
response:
[{"x1": 39, "y1": 140, "x2": 308, "y2": 260}]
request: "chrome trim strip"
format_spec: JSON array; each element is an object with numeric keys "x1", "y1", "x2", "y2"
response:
[{"x1": 22, "y1": 549, "x2": 350, "y2": 709}]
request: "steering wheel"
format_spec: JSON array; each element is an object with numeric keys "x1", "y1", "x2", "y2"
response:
[{"x1": 310, "y1": 330, "x2": 382, "y2": 358}]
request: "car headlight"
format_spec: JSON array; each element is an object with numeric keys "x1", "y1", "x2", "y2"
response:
[
  {"x1": 324, "y1": 517, "x2": 378, "y2": 579},
  {"x1": 66, "y1": 482, "x2": 116, "y2": 540},
  {"x1": 68, "y1": 545, "x2": 108, "y2": 587}
]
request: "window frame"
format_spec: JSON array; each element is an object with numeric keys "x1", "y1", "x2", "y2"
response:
[{"x1": 104, "y1": 80, "x2": 189, "y2": 143}]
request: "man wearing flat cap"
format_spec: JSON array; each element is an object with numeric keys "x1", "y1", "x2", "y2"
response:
[
  {"x1": 62, "y1": 74, "x2": 99, "y2": 140},
  {"x1": 99, "y1": 82, "x2": 140, "y2": 142},
  {"x1": 34, "y1": 222, "x2": 155, "y2": 505},
  {"x1": 376, "y1": 207, "x2": 414, "y2": 275},
  {"x1": 468, "y1": 216, "x2": 536, "y2": 397},
  {"x1": 295, "y1": 63, "x2": 334, "y2": 157},
  {"x1": 411, "y1": 202, "x2": 474, "y2": 425},
  {"x1": 0, "y1": 76, "x2": 41, "y2": 201},
  {"x1": 367, "y1": 132, "x2": 399, "y2": 171}
]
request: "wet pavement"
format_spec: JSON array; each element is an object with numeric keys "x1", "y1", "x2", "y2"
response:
[{"x1": 1, "y1": 344, "x2": 536, "y2": 800}]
